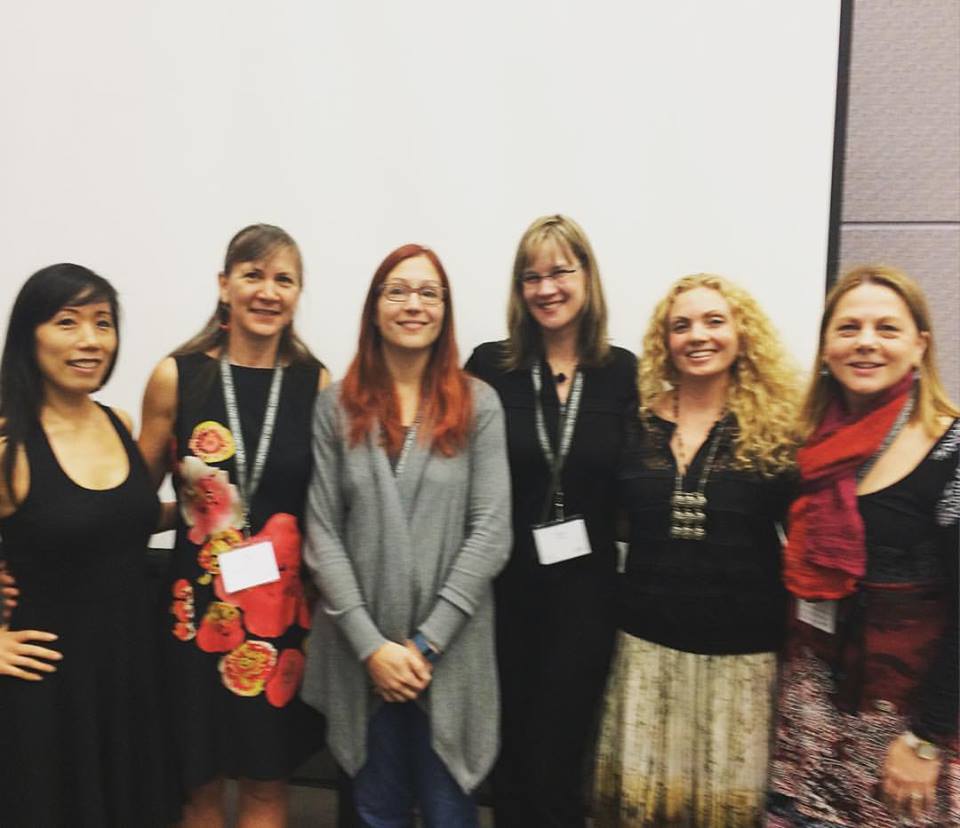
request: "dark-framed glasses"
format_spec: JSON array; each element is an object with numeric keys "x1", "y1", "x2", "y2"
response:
[
  {"x1": 518, "y1": 267, "x2": 579, "y2": 289},
  {"x1": 379, "y1": 281, "x2": 445, "y2": 306}
]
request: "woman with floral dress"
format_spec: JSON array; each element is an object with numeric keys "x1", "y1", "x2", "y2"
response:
[{"x1": 139, "y1": 224, "x2": 329, "y2": 826}]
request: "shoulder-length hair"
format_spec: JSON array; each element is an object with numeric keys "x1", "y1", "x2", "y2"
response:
[
  {"x1": 172, "y1": 223, "x2": 319, "y2": 367},
  {"x1": 503, "y1": 214, "x2": 610, "y2": 370},
  {"x1": 799, "y1": 264, "x2": 958, "y2": 438},
  {"x1": 340, "y1": 244, "x2": 473, "y2": 458},
  {"x1": 0, "y1": 263, "x2": 120, "y2": 502},
  {"x1": 640, "y1": 273, "x2": 800, "y2": 475}
]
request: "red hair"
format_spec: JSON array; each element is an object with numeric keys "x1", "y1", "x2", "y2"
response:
[{"x1": 340, "y1": 244, "x2": 473, "y2": 457}]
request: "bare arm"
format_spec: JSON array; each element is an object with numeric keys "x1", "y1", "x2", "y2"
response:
[{"x1": 138, "y1": 357, "x2": 178, "y2": 489}]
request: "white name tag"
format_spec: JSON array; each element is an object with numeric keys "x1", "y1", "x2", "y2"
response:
[
  {"x1": 796, "y1": 598, "x2": 837, "y2": 634},
  {"x1": 532, "y1": 517, "x2": 592, "y2": 566},
  {"x1": 219, "y1": 539, "x2": 280, "y2": 593}
]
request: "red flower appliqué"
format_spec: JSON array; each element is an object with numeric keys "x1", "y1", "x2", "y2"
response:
[
  {"x1": 188, "y1": 420, "x2": 235, "y2": 464},
  {"x1": 179, "y1": 455, "x2": 244, "y2": 545},
  {"x1": 196, "y1": 601, "x2": 245, "y2": 653},
  {"x1": 214, "y1": 512, "x2": 311, "y2": 637},
  {"x1": 170, "y1": 578, "x2": 196, "y2": 641},
  {"x1": 219, "y1": 639, "x2": 277, "y2": 697},
  {"x1": 265, "y1": 648, "x2": 306, "y2": 708}
]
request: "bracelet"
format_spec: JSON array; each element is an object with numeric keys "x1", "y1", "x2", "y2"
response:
[
  {"x1": 902, "y1": 731, "x2": 941, "y2": 761},
  {"x1": 412, "y1": 632, "x2": 440, "y2": 664}
]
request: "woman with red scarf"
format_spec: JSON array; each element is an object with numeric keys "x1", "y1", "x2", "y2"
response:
[{"x1": 767, "y1": 266, "x2": 959, "y2": 827}]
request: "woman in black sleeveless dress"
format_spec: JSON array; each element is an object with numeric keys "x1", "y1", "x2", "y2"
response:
[
  {"x1": 0, "y1": 264, "x2": 168, "y2": 826},
  {"x1": 139, "y1": 224, "x2": 329, "y2": 825}
]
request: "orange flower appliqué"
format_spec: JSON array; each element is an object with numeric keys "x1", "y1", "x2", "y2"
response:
[
  {"x1": 179, "y1": 455, "x2": 244, "y2": 545},
  {"x1": 219, "y1": 640, "x2": 278, "y2": 697},
  {"x1": 188, "y1": 420, "x2": 235, "y2": 464},
  {"x1": 196, "y1": 601, "x2": 245, "y2": 653},
  {"x1": 170, "y1": 578, "x2": 196, "y2": 641},
  {"x1": 265, "y1": 648, "x2": 306, "y2": 708},
  {"x1": 214, "y1": 512, "x2": 311, "y2": 637},
  {"x1": 197, "y1": 528, "x2": 243, "y2": 585}
]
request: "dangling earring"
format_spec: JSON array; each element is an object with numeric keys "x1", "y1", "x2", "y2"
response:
[
  {"x1": 218, "y1": 301, "x2": 230, "y2": 332},
  {"x1": 819, "y1": 364, "x2": 831, "y2": 378}
]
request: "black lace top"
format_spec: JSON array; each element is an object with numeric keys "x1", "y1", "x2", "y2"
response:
[{"x1": 618, "y1": 412, "x2": 794, "y2": 655}]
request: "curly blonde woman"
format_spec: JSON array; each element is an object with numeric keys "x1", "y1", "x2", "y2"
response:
[{"x1": 594, "y1": 274, "x2": 799, "y2": 827}]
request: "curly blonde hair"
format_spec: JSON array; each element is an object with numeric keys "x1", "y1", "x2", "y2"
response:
[{"x1": 639, "y1": 273, "x2": 801, "y2": 475}]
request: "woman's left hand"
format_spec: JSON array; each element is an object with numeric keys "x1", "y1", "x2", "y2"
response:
[{"x1": 881, "y1": 733, "x2": 941, "y2": 819}]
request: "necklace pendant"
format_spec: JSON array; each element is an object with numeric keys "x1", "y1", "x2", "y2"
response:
[{"x1": 669, "y1": 492, "x2": 708, "y2": 541}]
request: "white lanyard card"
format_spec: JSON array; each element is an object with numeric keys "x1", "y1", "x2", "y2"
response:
[
  {"x1": 219, "y1": 539, "x2": 280, "y2": 593},
  {"x1": 795, "y1": 598, "x2": 837, "y2": 634},
  {"x1": 532, "y1": 516, "x2": 592, "y2": 566}
]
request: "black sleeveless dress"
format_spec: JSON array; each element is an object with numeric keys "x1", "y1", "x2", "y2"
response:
[
  {"x1": 0, "y1": 405, "x2": 165, "y2": 827},
  {"x1": 163, "y1": 352, "x2": 324, "y2": 793}
]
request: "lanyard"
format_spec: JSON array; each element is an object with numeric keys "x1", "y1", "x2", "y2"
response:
[
  {"x1": 532, "y1": 361, "x2": 583, "y2": 521},
  {"x1": 220, "y1": 355, "x2": 284, "y2": 534}
]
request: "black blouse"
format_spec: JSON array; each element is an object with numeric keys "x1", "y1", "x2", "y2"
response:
[
  {"x1": 465, "y1": 342, "x2": 638, "y2": 582},
  {"x1": 618, "y1": 412, "x2": 793, "y2": 655}
]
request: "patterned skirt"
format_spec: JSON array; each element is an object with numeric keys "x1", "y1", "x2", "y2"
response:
[
  {"x1": 594, "y1": 632, "x2": 777, "y2": 827},
  {"x1": 765, "y1": 650, "x2": 960, "y2": 828}
]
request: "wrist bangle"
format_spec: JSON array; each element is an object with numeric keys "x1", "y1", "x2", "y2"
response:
[
  {"x1": 412, "y1": 632, "x2": 440, "y2": 664},
  {"x1": 903, "y1": 731, "x2": 941, "y2": 760}
]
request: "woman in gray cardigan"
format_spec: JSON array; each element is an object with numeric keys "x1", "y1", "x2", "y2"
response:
[{"x1": 302, "y1": 244, "x2": 512, "y2": 827}]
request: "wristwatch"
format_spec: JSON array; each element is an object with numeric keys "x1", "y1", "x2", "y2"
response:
[
  {"x1": 903, "y1": 731, "x2": 941, "y2": 760},
  {"x1": 412, "y1": 632, "x2": 440, "y2": 664}
]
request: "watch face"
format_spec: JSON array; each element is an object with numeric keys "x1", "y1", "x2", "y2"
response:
[{"x1": 916, "y1": 742, "x2": 940, "y2": 760}]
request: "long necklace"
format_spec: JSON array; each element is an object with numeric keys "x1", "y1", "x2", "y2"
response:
[{"x1": 669, "y1": 391, "x2": 726, "y2": 541}]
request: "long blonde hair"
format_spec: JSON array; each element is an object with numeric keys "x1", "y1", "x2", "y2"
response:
[
  {"x1": 503, "y1": 215, "x2": 610, "y2": 369},
  {"x1": 640, "y1": 273, "x2": 800, "y2": 475},
  {"x1": 799, "y1": 264, "x2": 958, "y2": 438}
]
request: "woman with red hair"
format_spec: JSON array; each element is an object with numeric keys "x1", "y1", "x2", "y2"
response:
[{"x1": 301, "y1": 244, "x2": 512, "y2": 826}]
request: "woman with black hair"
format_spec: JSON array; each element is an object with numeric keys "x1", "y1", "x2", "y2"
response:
[{"x1": 0, "y1": 264, "x2": 168, "y2": 825}]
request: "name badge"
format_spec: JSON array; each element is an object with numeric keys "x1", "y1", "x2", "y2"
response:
[
  {"x1": 219, "y1": 539, "x2": 280, "y2": 593},
  {"x1": 796, "y1": 598, "x2": 837, "y2": 634},
  {"x1": 532, "y1": 517, "x2": 592, "y2": 566}
]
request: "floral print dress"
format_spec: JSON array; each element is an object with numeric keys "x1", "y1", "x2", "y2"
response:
[{"x1": 164, "y1": 352, "x2": 323, "y2": 792}]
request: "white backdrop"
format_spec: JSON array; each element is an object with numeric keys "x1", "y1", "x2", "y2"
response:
[{"x1": 1, "y1": 1, "x2": 841, "y2": 423}]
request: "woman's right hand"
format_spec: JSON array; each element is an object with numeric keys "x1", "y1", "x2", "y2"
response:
[
  {"x1": 366, "y1": 640, "x2": 432, "y2": 702},
  {"x1": 0, "y1": 565, "x2": 18, "y2": 623},
  {"x1": 0, "y1": 628, "x2": 61, "y2": 681}
]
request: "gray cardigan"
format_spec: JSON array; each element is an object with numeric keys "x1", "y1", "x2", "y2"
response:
[{"x1": 300, "y1": 379, "x2": 512, "y2": 792}]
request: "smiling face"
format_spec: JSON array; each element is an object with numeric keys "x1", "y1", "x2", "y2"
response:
[
  {"x1": 218, "y1": 245, "x2": 301, "y2": 343},
  {"x1": 667, "y1": 286, "x2": 739, "y2": 381},
  {"x1": 34, "y1": 300, "x2": 118, "y2": 397},
  {"x1": 520, "y1": 237, "x2": 587, "y2": 337},
  {"x1": 376, "y1": 254, "x2": 446, "y2": 356},
  {"x1": 822, "y1": 282, "x2": 927, "y2": 411}
]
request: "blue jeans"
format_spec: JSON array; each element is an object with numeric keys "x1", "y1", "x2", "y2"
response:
[{"x1": 354, "y1": 702, "x2": 479, "y2": 828}]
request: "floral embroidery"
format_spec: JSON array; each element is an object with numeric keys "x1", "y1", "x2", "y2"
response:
[
  {"x1": 265, "y1": 648, "x2": 305, "y2": 708},
  {"x1": 214, "y1": 512, "x2": 311, "y2": 637},
  {"x1": 197, "y1": 529, "x2": 243, "y2": 585},
  {"x1": 178, "y1": 455, "x2": 244, "y2": 545},
  {"x1": 170, "y1": 578, "x2": 196, "y2": 641},
  {"x1": 188, "y1": 420, "x2": 236, "y2": 464},
  {"x1": 196, "y1": 601, "x2": 245, "y2": 653},
  {"x1": 219, "y1": 639, "x2": 277, "y2": 697}
]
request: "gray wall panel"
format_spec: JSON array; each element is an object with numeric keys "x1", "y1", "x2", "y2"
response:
[{"x1": 842, "y1": 0, "x2": 960, "y2": 223}]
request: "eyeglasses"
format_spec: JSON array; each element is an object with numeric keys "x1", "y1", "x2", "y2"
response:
[
  {"x1": 379, "y1": 281, "x2": 445, "y2": 306},
  {"x1": 518, "y1": 267, "x2": 579, "y2": 289}
]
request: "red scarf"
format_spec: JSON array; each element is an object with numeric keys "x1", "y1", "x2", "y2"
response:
[{"x1": 783, "y1": 373, "x2": 914, "y2": 599}]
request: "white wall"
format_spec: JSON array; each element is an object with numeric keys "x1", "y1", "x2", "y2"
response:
[{"x1": 1, "y1": 1, "x2": 841, "y2": 421}]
